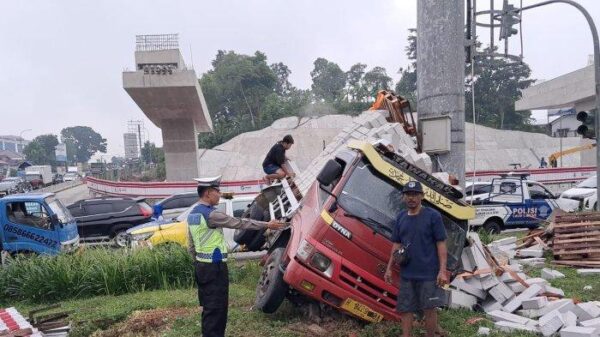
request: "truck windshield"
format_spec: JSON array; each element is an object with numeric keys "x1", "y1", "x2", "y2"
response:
[
  {"x1": 46, "y1": 198, "x2": 74, "y2": 224},
  {"x1": 338, "y1": 160, "x2": 405, "y2": 239},
  {"x1": 25, "y1": 174, "x2": 40, "y2": 182}
]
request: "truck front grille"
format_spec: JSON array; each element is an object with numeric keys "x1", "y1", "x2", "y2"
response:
[{"x1": 339, "y1": 265, "x2": 396, "y2": 309}]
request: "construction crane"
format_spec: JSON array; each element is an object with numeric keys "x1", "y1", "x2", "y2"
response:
[
  {"x1": 548, "y1": 143, "x2": 596, "y2": 168},
  {"x1": 369, "y1": 90, "x2": 419, "y2": 150}
]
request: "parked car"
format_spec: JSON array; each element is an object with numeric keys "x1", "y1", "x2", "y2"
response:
[
  {"x1": 63, "y1": 172, "x2": 79, "y2": 182},
  {"x1": 127, "y1": 195, "x2": 255, "y2": 250},
  {"x1": 67, "y1": 197, "x2": 154, "y2": 247},
  {"x1": 52, "y1": 174, "x2": 64, "y2": 184},
  {"x1": 559, "y1": 175, "x2": 597, "y2": 211},
  {"x1": 0, "y1": 177, "x2": 32, "y2": 197},
  {"x1": 153, "y1": 192, "x2": 198, "y2": 219}
]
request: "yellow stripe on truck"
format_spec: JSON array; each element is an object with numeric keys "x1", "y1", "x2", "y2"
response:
[
  {"x1": 321, "y1": 210, "x2": 334, "y2": 225},
  {"x1": 348, "y1": 140, "x2": 475, "y2": 220}
]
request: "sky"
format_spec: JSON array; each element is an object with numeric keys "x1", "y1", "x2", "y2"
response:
[{"x1": 1, "y1": 0, "x2": 598, "y2": 160}]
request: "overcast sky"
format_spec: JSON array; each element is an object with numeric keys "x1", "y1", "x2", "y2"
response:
[{"x1": 1, "y1": 0, "x2": 598, "y2": 159}]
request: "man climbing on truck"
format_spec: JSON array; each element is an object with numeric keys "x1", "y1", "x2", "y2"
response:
[
  {"x1": 262, "y1": 134, "x2": 295, "y2": 184},
  {"x1": 384, "y1": 181, "x2": 449, "y2": 337}
]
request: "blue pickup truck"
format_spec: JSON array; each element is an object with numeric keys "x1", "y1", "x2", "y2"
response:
[{"x1": 0, "y1": 193, "x2": 79, "y2": 255}]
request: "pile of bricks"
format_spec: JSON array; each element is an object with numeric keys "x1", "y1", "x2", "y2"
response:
[
  {"x1": 0, "y1": 307, "x2": 43, "y2": 337},
  {"x1": 450, "y1": 232, "x2": 600, "y2": 336},
  {"x1": 552, "y1": 213, "x2": 600, "y2": 269}
]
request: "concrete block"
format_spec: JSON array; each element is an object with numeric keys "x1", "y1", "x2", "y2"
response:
[
  {"x1": 489, "y1": 282, "x2": 515, "y2": 304},
  {"x1": 491, "y1": 237, "x2": 517, "y2": 246},
  {"x1": 560, "y1": 326, "x2": 599, "y2": 337},
  {"x1": 545, "y1": 285, "x2": 566, "y2": 297},
  {"x1": 539, "y1": 310, "x2": 565, "y2": 336},
  {"x1": 578, "y1": 269, "x2": 600, "y2": 276},
  {"x1": 451, "y1": 278, "x2": 487, "y2": 299},
  {"x1": 507, "y1": 281, "x2": 527, "y2": 294},
  {"x1": 506, "y1": 263, "x2": 523, "y2": 272},
  {"x1": 522, "y1": 296, "x2": 548, "y2": 310},
  {"x1": 488, "y1": 310, "x2": 535, "y2": 325},
  {"x1": 580, "y1": 317, "x2": 600, "y2": 329},
  {"x1": 448, "y1": 289, "x2": 478, "y2": 310},
  {"x1": 573, "y1": 302, "x2": 600, "y2": 321},
  {"x1": 526, "y1": 277, "x2": 549, "y2": 290},
  {"x1": 542, "y1": 268, "x2": 566, "y2": 280},
  {"x1": 483, "y1": 298, "x2": 503, "y2": 313},
  {"x1": 494, "y1": 321, "x2": 539, "y2": 333},
  {"x1": 562, "y1": 311, "x2": 578, "y2": 327},
  {"x1": 540, "y1": 299, "x2": 575, "y2": 316},
  {"x1": 477, "y1": 327, "x2": 491, "y2": 335},
  {"x1": 466, "y1": 233, "x2": 492, "y2": 270},
  {"x1": 461, "y1": 248, "x2": 475, "y2": 273},
  {"x1": 518, "y1": 258, "x2": 546, "y2": 267},
  {"x1": 481, "y1": 275, "x2": 500, "y2": 290},
  {"x1": 503, "y1": 284, "x2": 543, "y2": 313},
  {"x1": 517, "y1": 308, "x2": 542, "y2": 319},
  {"x1": 517, "y1": 247, "x2": 544, "y2": 258}
]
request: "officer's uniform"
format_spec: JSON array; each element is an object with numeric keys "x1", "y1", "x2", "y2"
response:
[{"x1": 188, "y1": 176, "x2": 270, "y2": 337}]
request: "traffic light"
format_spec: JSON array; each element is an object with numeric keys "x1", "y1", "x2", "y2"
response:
[
  {"x1": 499, "y1": 1, "x2": 521, "y2": 40},
  {"x1": 576, "y1": 110, "x2": 596, "y2": 139}
]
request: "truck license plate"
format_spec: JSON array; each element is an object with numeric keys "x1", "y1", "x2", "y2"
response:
[{"x1": 341, "y1": 298, "x2": 383, "y2": 322}]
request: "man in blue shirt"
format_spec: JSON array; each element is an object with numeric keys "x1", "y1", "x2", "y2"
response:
[{"x1": 384, "y1": 181, "x2": 449, "y2": 337}]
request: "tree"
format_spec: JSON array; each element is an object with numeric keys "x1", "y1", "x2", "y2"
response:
[
  {"x1": 141, "y1": 141, "x2": 164, "y2": 165},
  {"x1": 346, "y1": 63, "x2": 367, "y2": 102},
  {"x1": 200, "y1": 50, "x2": 277, "y2": 127},
  {"x1": 310, "y1": 58, "x2": 346, "y2": 102},
  {"x1": 23, "y1": 141, "x2": 46, "y2": 165},
  {"x1": 22, "y1": 134, "x2": 59, "y2": 165},
  {"x1": 60, "y1": 126, "x2": 107, "y2": 163},
  {"x1": 395, "y1": 29, "x2": 418, "y2": 108},
  {"x1": 270, "y1": 62, "x2": 294, "y2": 96},
  {"x1": 362, "y1": 66, "x2": 392, "y2": 99}
]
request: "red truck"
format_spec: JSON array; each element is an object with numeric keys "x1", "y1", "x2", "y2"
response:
[{"x1": 236, "y1": 140, "x2": 476, "y2": 322}]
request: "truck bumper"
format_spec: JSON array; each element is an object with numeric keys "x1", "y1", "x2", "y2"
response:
[{"x1": 283, "y1": 257, "x2": 401, "y2": 322}]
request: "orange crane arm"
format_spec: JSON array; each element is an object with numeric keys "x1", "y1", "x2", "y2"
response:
[{"x1": 548, "y1": 143, "x2": 597, "y2": 163}]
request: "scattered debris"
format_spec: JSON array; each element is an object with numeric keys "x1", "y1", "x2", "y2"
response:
[
  {"x1": 552, "y1": 213, "x2": 600, "y2": 268},
  {"x1": 0, "y1": 307, "x2": 43, "y2": 337}
]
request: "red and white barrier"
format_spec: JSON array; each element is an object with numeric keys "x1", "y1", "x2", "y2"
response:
[{"x1": 86, "y1": 166, "x2": 596, "y2": 199}]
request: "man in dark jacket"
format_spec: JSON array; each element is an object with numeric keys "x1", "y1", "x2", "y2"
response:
[{"x1": 262, "y1": 134, "x2": 295, "y2": 183}]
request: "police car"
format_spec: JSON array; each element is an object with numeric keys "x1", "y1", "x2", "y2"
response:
[{"x1": 469, "y1": 174, "x2": 579, "y2": 233}]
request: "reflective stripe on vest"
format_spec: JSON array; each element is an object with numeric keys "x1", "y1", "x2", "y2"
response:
[{"x1": 188, "y1": 204, "x2": 229, "y2": 263}]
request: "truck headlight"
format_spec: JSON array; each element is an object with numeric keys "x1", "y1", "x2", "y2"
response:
[
  {"x1": 130, "y1": 232, "x2": 154, "y2": 241},
  {"x1": 310, "y1": 252, "x2": 333, "y2": 278},
  {"x1": 296, "y1": 239, "x2": 315, "y2": 262}
]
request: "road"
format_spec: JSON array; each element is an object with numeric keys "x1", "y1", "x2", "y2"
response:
[{"x1": 55, "y1": 183, "x2": 90, "y2": 206}]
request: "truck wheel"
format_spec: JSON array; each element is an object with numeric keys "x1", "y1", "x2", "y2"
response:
[
  {"x1": 245, "y1": 229, "x2": 266, "y2": 251},
  {"x1": 234, "y1": 200, "x2": 268, "y2": 245},
  {"x1": 255, "y1": 247, "x2": 288, "y2": 314},
  {"x1": 483, "y1": 220, "x2": 502, "y2": 234}
]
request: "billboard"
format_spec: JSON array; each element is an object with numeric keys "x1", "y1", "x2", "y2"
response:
[
  {"x1": 123, "y1": 133, "x2": 139, "y2": 159},
  {"x1": 55, "y1": 143, "x2": 67, "y2": 162}
]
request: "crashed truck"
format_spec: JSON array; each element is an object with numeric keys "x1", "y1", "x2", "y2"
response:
[{"x1": 234, "y1": 140, "x2": 476, "y2": 322}]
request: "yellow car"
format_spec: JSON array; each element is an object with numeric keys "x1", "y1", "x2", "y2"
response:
[{"x1": 127, "y1": 195, "x2": 255, "y2": 250}]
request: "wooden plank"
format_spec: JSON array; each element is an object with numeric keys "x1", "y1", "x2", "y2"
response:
[
  {"x1": 534, "y1": 236, "x2": 549, "y2": 249},
  {"x1": 554, "y1": 237, "x2": 600, "y2": 244},
  {"x1": 553, "y1": 242, "x2": 600, "y2": 250},
  {"x1": 552, "y1": 260, "x2": 600, "y2": 267},
  {"x1": 554, "y1": 220, "x2": 600, "y2": 228},
  {"x1": 554, "y1": 254, "x2": 600, "y2": 260},
  {"x1": 555, "y1": 226, "x2": 600, "y2": 234},
  {"x1": 554, "y1": 230, "x2": 600, "y2": 239},
  {"x1": 554, "y1": 248, "x2": 600, "y2": 255}
]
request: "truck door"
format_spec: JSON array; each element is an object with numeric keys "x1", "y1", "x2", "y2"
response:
[
  {"x1": 489, "y1": 179, "x2": 527, "y2": 227},
  {"x1": 2, "y1": 200, "x2": 60, "y2": 254}
]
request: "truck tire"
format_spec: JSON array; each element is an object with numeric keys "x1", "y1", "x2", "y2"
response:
[
  {"x1": 255, "y1": 247, "x2": 288, "y2": 313},
  {"x1": 234, "y1": 200, "x2": 268, "y2": 246},
  {"x1": 111, "y1": 226, "x2": 131, "y2": 248},
  {"x1": 483, "y1": 220, "x2": 502, "y2": 234}
]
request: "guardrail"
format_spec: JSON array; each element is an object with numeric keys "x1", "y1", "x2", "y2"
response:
[{"x1": 38, "y1": 180, "x2": 84, "y2": 194}]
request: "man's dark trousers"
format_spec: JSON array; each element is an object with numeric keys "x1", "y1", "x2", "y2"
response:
[{"x1": 194, "y1": 261, "x2": 229, "y2": 337}]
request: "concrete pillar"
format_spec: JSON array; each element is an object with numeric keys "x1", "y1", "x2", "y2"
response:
[
  {"x1": 417, "y1": 0, "x2": 466, "y2": 185},
  {"x1": 161, "y1": 119, "x2": 200, "y2": 181}
]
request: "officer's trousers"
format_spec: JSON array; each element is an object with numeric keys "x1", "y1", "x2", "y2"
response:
[{"x1": 194, "y1": 261, "x2": 229, "y2": 337}]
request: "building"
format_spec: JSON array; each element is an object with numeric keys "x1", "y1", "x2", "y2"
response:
[
  {"x1": 0, "y1": 136, "x2": 29, "y2": 154},
  {"x1": 123, "y1": 133, "x2": 139, "y2": 159},
  {"x1": 546, "y1": 108, "x2": 578, "y2": 138}
]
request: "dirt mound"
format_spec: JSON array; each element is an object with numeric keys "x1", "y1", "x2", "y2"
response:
[{"x1": 92, "y1": 307, "x2": 195, "y2": 337}]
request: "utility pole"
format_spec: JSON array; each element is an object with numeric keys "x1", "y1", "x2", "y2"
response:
[{"x1": 417, "y1": 0, "x2": 466, "y2": 188}]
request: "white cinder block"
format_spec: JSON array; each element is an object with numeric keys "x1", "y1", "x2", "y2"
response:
[
  {"x1": 491, "y1": 237, "x2": 517, "y2": 246},
  {"x1": 517, "y1": 247, "x2": 544, "y2": 258},
  {"x1": 578, "y1": 269, "x2": 600, "y2": 276},
  {"x1": 488, "y1": 310, "x2": 535, "y2": 325},
  {"x1": 503, "y1": 284, "x2": 543, "y2": 313},
  {"x1": 562, "y1": 311, "x2": 578, "y2": 327},
  {"x1": 522, "y1": 296, "x2": 548, "y2": 310},
  {"x1": 539, "y1": 299, "x2": 575, "y2": 316},
  {"x1": 481, "y1": 275, "x2": 500, "y2": 290},
  {"x1": 560, "y1": 326, "x2": 599, "y2": 337},
  {"x1": 483, "y1": 298, "x2": 503, "y2": 313},
  {"x1": 545, "y1": 285, "x2": 565, "y2": 297},
  {"x1": 539, "y1": 310, "x2": 565, "y2": 336},
  {"x1": 507, "y1": 282, "x2": 527, "y2": 294},
  {"x1": 477, "y1": 327, "x2": 490, "y2": 336},
  {"x1": 489, "y1": 282, "x2": 515, "y2": 304},
  {"x1": 448, "y1": 289, "x2": 478, "y2": 310},
  {"x1": 580, "y1": 317, "x2": 600, "y2": 328},
  {"x1": 573, "y1": 302, "x2": 600, "y2": 321},
  {"x1": 461, "y1": 248, "x2": 475, "y2": 272},
  {"x1": 526, "y1": 277, "x2": 549, "y2": 291},
  {"x1": 517, "y1": 309, "x2": 542, "y2": 319},
  {"x1": 518, "y1": 258, "x2": 546, "y2": 267},
  {"x1": 542, "y1": 268, "x2": 566, "y2": 280},
  {"x1": 494, "y1": 321, "x2": 539, "y2": 333},
  {"x1": 451, "y1": 278, "x2": 487, "y2": 300}
]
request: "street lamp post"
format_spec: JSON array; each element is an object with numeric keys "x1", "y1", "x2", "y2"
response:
[{"x1": 514, "y1": 0, "x2": 599, "y2": 210}]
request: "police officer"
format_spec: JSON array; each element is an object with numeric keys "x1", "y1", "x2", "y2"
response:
[{"x1": 188, "y1": 176, "x2": 286, "y2": 337}]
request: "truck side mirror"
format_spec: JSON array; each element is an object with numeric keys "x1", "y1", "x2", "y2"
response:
[
  {"x1": 317, "y1": 160, "x2": 343, "y2": 187},
  {"x1": 50, "y1": 214, "x2": 60, "y2": 227}
]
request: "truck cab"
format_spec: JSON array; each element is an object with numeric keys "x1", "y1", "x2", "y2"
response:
[
  {"x1": 247, "y1": 141, "x2": 475, "y2": 322},
  {"x1": 0, "y1": 193, "x2": 79, "y2": 255},
  {"x1": 469, "y1": 174, "x2": 579, "y2": 233}
]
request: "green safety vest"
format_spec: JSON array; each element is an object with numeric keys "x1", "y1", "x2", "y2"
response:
[{"x1": 188, "y1": 204, "x2": 228, "y2": 263}]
